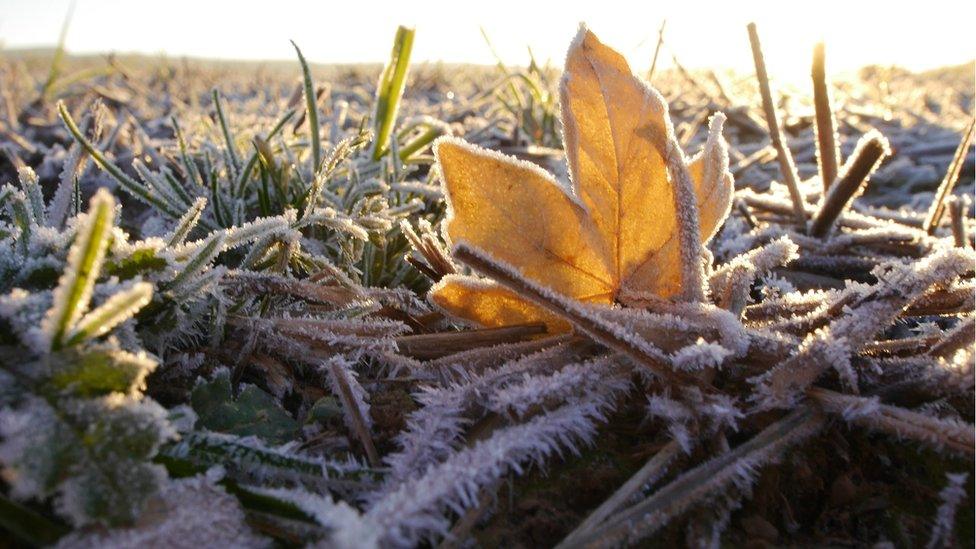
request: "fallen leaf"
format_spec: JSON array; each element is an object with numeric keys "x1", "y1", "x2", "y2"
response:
[{"x1": 430, "y1": 26, "x2": 733, "y2": 332}]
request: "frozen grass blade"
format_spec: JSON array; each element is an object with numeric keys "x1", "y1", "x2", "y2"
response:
[
  {"x1": 66, "y1": 282, "x2": 153, "y2": 346},
  {"x1": 558, "y1": 439, "x2": 682, "y2": 547},
  {"x1": 234, "y1": 108, "x2": 296, "y2": 196},
  {"x1": 167, "y1": 196, "x2": 208, "y2": 247},
  {"x1": 58, "y1": 102, "x2": 184, "y2": 221},
  {"x1": 212, "y1": 88, "x2": 241, "y2": 176},
  {"x1": 42, "y1": 188, "x2": 115, "y2": 350},
  {"x1": 326, "y1": 359, "x2": 380, "y2": 466},
  {"x1": 923, "y1": 119, "x2": 974, "y2": 234},
  {"x1": 808, "y1": 388, "x2": 975, "y2": 455},
  {"x1": 567, "y1": 407, "x2": 823, "y2": 548},
  {"x1": 17, "y1": 167, "x2": 45, "y2": 226},
  {"x1": 166, "y1": 231, "x2": 226, "y2": 295},
  {"x1": 171, "y1": 116, "x2": 204, "y2": 189},
  {"x1": 371, "y1": 26, "x2": 415, "y2": 161},
  {"x1": 291, "y1": 41, "x2": 322, "y2": 172}
]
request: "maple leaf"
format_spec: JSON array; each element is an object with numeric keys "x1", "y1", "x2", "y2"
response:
[{"x1": 430, "y1": 26, "x2": 733, "y2": 332}]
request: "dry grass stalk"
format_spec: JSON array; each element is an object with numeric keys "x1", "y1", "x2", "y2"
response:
[
  {"x1": 327, "y1": 360, "x2": 381, "y2": 466},
  {"x1": 395, "y1": 323, "x2": 547, "y2": 360},
  {"x1": 563, "y1": 407, "x2": 824, "y2": 548},
  {"x1": 558, "y1": 440, "x2": 682, "y2": 547},
  {"x1": 436, "y1": 488, "x2": 495, "y2": 549},
  {"x1": 928, "y1": 317, "x2": 975, "y2": 358},
  {"x1": 810, "y1": 132, "x2": 890, "y2": 237},
  {"x1": 947, "y1": 197, "x2": 968, "y2": 248},
  {"x1": 648, "y1": 20, "x2": 667, "y2": 80},
  {"x1": 747, "y1": 22, "x2": 807, "y2": 230},
  {"x1": 452, "y1": 244, "x2": 699, "y2": 387},
  {"x1": 905, "y1": 284, "x2": 975, "y2": 317},
  {"x1": 811, "y1": 42, "x2": 840, "y2": 193},
  {"x1": 807, "y1": 387, "x2": 975, "y2": 455},
  {"x1": 861, "y1": 335, "x2": 941, "y2": 356},
  {"x1": 923, "y1": 119, "x2": 974, "y2": 234}
]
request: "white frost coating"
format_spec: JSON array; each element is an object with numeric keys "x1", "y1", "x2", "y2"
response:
[
  {"x1": 39, "y1": 189, "x2": 115, "y2": 350},
  {"x1": 368, "y1": 398, "x2": 608, "y2": 547},
  {"x1": 646, "y1": 393, "x2": 696, "y2": 452},
  {"x1": 323, "y1": 355, "x2": 373, "y2": 431},
  {"x1": 54, "y1": 476, "x2": 268, "y2": 549},
  {"x1": 248, "y1": 487, "x2": 377, "y2": 549},
  {"x1": 709, "y1": 236, "x2": 798, "y2": 299},
  {"x1": 384, "y1": 341, "x2": 581, "y2": 483},
  {"x1": 0, "y1": 287, "x2": 52, "y2": 353},
  {"x1": 224, "y1": 214, "x2": 293, "y2": 248},
  {"x1": 836, "y1": 394, "x2": 880, "y2": 421},
  {"x1": 647, "y1": 390, "x2": 743, "y2": 454},
  {"x1": 671, "y1": 338, "x2": 733, "y2": 371},
  {"x1": 926, "y1": 472, "x2": 969, "y2": 549},
  {"x1": 488, "y1": 356, "x2": 630, "y2": 418}
]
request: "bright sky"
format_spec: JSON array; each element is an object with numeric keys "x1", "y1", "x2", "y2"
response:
[{"x1": 1, "y1": 0, "x2": 973, "y2": 85}]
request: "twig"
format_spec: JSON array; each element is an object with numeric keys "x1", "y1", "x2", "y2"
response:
[
  {"x1": 928, "y1": 317, "x2": 975, "y2": 359},
  {"x1": 648, "y1": 20, "x2": 667, "y2": 80},
  {"x1": 810, "y1": 132, "x2": 890, "y2": 238},
  {"x1": 811, "y1": 42, "x2": 840, "y2": 193},
  {"x1": 558, "y1": 440, "x2": 681, "y2": 547},
  {"x1": 327, "y1": 360, "x2": 381, "y2": 466},
  {"x1": 923, "y1": 119, "x2": 975, "y2": 234},
  {"x1": 452, "y1": 244, "x2": 701, "y2": 388},
  {"x1": 396, "y1": 323, "x2": 547, "y2": 360},
  {"x1": 564, "y1": 407, "x2": 823, "y2": 548},
  {"x1": 747, "y1": 22, "x2": 808, "y2": 230},
  {"x1": 808, "y1": 387, "x2": 975, "y2": 455},
  {"x1": 948, "y1": 197, "x2": 968, "y2": 248},
  {"x1": 736, "y1": 200, "x2": 758, "y2": 229}
]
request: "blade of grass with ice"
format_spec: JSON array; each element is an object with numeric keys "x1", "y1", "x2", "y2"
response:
[
  {"x1": 291, "y1": 41, "x2": 321, "y2": 172},
  {"x1": 212, "y1": 88, "x2": 241, "y2": 176},
  {"x1": 66, "y1": 282, "x2": 154, "y2": 346},
  {"x1": 43, "y1": 188, "x2": 115, "y2": 350},
  {"x1": 57, "y1": 102, "x2": 186, "y2": 221}
]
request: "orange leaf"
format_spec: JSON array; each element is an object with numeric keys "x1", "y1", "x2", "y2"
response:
[{"x1": 430, "y1": 26, "x2": 733, "y2": 333}]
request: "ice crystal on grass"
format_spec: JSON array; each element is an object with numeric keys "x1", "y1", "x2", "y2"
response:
[
  {"x1": 369, "y1": 397, "x2": 608, "y2": 547},
  {"x1": 926, "y1": 472, "x2": 970, "y2": 549}
]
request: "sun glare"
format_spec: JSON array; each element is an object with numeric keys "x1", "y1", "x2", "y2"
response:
[{"x1": 0, "y1": 0, "x2": 972, "y2": 85}]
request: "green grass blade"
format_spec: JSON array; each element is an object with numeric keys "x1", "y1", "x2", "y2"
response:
[
  {"x1": 371, "y1": 26, "x2": 415, "y2": 161},
  {"x1": 171, "y1": 116, "x2": 204, "y2": 189},
  {"x1": 291, "y1": 41, "x2": 321, "y2": 172},
  {"x1": 167, "y1": 196, "x2": 208, "y2": 247},
  {"x1": 234, "y1": 107, "x2": 296, "y2": 197},
  {"x1": 212, "y1": 88, "x2": 242, "y2": 176},
  {"x1": 17, "y1": 166, "x2": 46, "y2": 226},
  {"x1": 58, "y1": 102, "x2": 183, "y2": 220},
  {"x1": 398, "y1": 119, "x2": 450, "y2": 160},
  {"x1": 43, "y1": 188, "x2": 115, "y2": 350},
  {"x1": 66, "y1": 281, "x2": 153, "y2": 346},
  {"x1": 7, "y1": 191, "x2": 33, "y2": 255},
  {"x1": 166, "y1": 231, "x2": 227, "y2": 295}
]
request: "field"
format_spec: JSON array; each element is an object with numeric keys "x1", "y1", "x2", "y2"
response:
[{"x1": 0, "y1": 26, "x2": 973, "y2": 548}]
